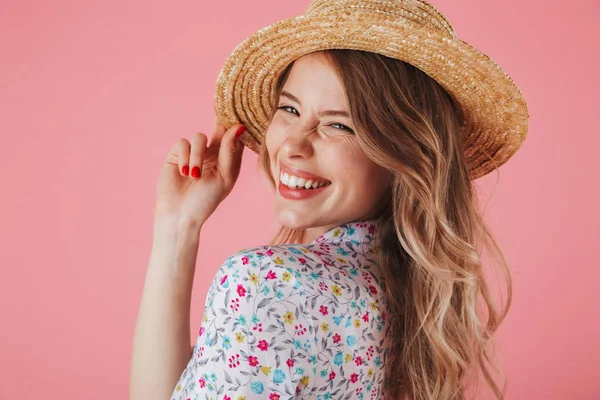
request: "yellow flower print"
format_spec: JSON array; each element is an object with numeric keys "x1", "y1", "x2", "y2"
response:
[
  {"x1": 333, "y1": 229, "x2": 341, "y2": 238},
  {"x1": 331, "y1": 285, "x2": 342, "y2": 296},
  {"x1": 300, "y1": 376, "x2": 310, "y2": 386},
  {"x1": 236, "y1": 397, "x2": 246, "y2": 400},
  {"x1": 336, "y1": 257, "x2": 346, "y2": 264},
  {"x1": 249, "y1": 273, "x2": 258, "y2": 284},
  {"x1": 282, "y1": 271, "x2": 292, "y2": 282},
  {"x1": 274, "y1": 257, "x2": 284, "y2": 265},
  {"x1": 345, "y1": 354, "x2": 353, "y2": 362},
  {"x1": 283, "y1": 311, "x2": 295, "y2": 325},
  {"x1": 300, "y1": 248, "x2": 309, "y2": 253},
  {"x1": 260, "y1": 365, "x2": 272, "y2": 375},
  {"x1": 235, "y1": 332, "x2": 245, "y2": 343},
  {"x1": 175, "y1": 383, "x2": 182, "y2": 392},
  {"x1": 320, "y1": 322, "x2": 329, "y2": 332},
  {"x1": 367, "y1": 368, "x2": 374, "y2": 378},
  {"x1": 354, "y1": 319, "x2": 361, "y2": 328}
]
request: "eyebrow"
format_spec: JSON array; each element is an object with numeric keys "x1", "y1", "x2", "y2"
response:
[{"x1": 280, "y1": 90, "x2": 350, "y2": 118}]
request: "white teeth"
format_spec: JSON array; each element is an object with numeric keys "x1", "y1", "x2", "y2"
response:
[
  {"x1": 279, "y1": 172, "x2": 328, "y2": 189},
  {"x1": 288, "y1": 175, "x2": 297, "y2": 187}
]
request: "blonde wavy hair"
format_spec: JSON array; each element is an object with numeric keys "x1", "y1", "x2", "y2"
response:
[{"x1": 257, "y1": 49, "x2": 512, "y2": 400}]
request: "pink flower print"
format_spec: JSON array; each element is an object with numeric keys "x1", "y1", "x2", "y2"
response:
[
  {"x1": 224, "y1": 396, "x2": 231, "y2": 400},
  {"x1": 220, "y1": 274, "x2": 228, "y2": 285},
  {"x1": 362, "y1": 312, "x2": 369, "y2": 322},
  {"x1": 298, "y1": 257, "x2": 307, "y2": 264},
  {"x1": 329, "y1": 371, "x2": 336, "y2": 380},
  {"x1": 294, "y1": 324, "x2": 307, "y2": 336},
  {"x1": 286, "y1": 358, "x2": 295, "y2": 367},
  {"x1": 198, "y1": 377, "x2": 206, "y2": 388},
  {"x1": 368, "y1": 285, "x2": 378, "y2": 295},
  {"x1": 381, "y1": 311, "x2": 387, "y2": 321},
  {"x1": 228, "y1": 353, "x2": 241, "y2": 368},
  {"x1": 241, "y1": 256, "x2": 249, "y2": 265},
  {"x1": 355, "y1": 356, "x2": 363, "y2": 366},
  {"x1": 266, "y1": 270, "x2": 277, "y2": 280},
  {"x1": 248, "y1": 355, "x2": 259, "y2": 366},
  {"x1": 350, "y1": 373, "x2": 359, "y2": 383},
  {"x1": 198, "y1": 327, "x2": 205, "y2": 337},
  {"x1": 236, "y1": 284, "x2": 246, "y2": 297},
  {"x1": 258, "y1": 339, "x2": 269, "y2": 351},
  {"x1": 323, "y1": 260, "x2": 332, "y2": 266},
  {"x1": 266, "y1": 249, "x2": 274, "y2": 256},
  {"x1": 269, "y1": 394, "x2": 280, "y2": 400},
  {"x1": 332, "y1": 333, "x2": 341, "y2": 344},
  {"x1": 319, "y1": 305, "x2": 328, "y2": 315},
  {"x1": 369, "y1": 225, "x2": 376, "y2": 234}
]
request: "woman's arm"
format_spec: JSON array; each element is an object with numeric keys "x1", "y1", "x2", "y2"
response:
[{"x1": 129, "y1": 216, "x2": 201, "y2": 400}]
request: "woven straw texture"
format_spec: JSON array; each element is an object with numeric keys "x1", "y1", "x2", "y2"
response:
[{"x1": 214, "y1": 0, "x2": 529, "y2": 180}]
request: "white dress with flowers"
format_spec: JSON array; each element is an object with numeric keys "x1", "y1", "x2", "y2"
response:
[{"x1": 170, "y1": 219, "x2": 392, "y2": 400}]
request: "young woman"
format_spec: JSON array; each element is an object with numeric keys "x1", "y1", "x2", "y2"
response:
[{"x1": 130, "y1": 1, "x2": 529, "y2": 399}]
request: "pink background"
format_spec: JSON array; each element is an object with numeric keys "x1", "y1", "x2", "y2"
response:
[{"x1": 1, "y1": 0, "x2": 598, "y2": 398}]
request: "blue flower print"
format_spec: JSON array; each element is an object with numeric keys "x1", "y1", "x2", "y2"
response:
[
  {"x1": 337, "y1": 247, "x2": 349, "y2": 256},
  {"x1": 332, "y1": 315, "x2": 344, "y2": 325},
  {"x1": 346, "y1": 335, "x2": 357, "y2": 346},
  {"x1": 289, "y1": 247, "x2": 303, "y2": 255},
  {"x1": 334, "y1": 352, "x2": 344, "y2": 365},
  {"x1": 273, "y1": 369, "x2": 286, "y2": 384},
  {"x1": 250, "y1": 381, "x2": 264, "y2": 394},
  {"x1": 222, "y1": 335, "x2": 231, "y2": 350}
]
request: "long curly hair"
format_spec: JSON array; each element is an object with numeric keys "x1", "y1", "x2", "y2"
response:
[{"x1": 257, "y1": 49, "x2": 512, "y2": 400}]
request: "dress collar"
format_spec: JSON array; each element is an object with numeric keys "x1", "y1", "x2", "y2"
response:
[{"x1": 311, "y1": 219, "x2": 379, "y2": 245}]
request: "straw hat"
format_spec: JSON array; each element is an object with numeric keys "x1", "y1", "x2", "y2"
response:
[{"x1": 214, "y1": 0, "x2": 529, "y2": 180}]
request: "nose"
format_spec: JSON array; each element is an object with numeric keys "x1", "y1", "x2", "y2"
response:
[{"x1": 278, "y1": 125, "x2": 315, "y2": 160}]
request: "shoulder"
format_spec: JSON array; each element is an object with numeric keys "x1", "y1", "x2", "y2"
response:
[{"x1": 212, "y1": 244, "x2": 317, "y2": 287}]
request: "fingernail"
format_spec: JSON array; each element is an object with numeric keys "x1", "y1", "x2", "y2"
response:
[
  {"x1": 235, "y1": 125, "x2": 246, "y2": 137},
  {"x1": 182, "y1": 165, "x2": 189, "y2": 175},
  {"x1": 191, "y1": 166, "x2": 200, "y2": 178}
]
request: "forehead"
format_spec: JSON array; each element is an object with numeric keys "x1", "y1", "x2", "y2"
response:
[{"x1": 282, "y1": 52, "x2": 347, "y2": 106}]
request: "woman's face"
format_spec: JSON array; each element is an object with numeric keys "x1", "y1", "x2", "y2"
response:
[{"x1": 265, "y1": 52, "x2": 392, "y2": 242}]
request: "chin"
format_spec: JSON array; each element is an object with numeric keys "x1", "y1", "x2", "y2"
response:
[{"x1": 275, "y1": 209, "x2": 316, "y2": 231}]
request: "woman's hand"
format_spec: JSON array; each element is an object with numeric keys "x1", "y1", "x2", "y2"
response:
[{"x1": 154, "y1": 108, "x2": 246, "y2": 227}]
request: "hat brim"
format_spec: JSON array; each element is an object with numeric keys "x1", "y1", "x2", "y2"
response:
[{"x1": 214, "y1": 13, "x2": 529, "y2": 180}]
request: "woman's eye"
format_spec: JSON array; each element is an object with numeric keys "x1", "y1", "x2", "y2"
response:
[
  {"x1": 330, "y1": 122, "x2": 354, "y2": 134},
  {"x1": 278, "y1": 105, "x2": 298, "y2": 115},
  {"x1": 277, "y1": 106, "x2": 354, "y2": 134}
]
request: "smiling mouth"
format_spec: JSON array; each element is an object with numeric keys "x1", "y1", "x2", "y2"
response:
[{"x1": 279, "y1": 172, "x2": 331, "y2": 190}]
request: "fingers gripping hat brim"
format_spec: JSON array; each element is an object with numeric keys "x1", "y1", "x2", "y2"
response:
[{"x1": 214, "y1": 3, "x2": 529, "y2": 180}]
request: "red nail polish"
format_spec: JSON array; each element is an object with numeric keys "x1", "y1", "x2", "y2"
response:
[
  {"x1": 191, "y1": 166, "x2": 200, "y2": 178},
  {"x1": 182, "y1": 165, "x2": 189, "y2": 175},
  {"x1": 236, "y1": 126, "x2": 246, "y2": 137}
]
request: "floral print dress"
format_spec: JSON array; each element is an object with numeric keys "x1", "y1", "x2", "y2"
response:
[{"x1": 170, "y1": 219, "x2": 392, "y2": 400}]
